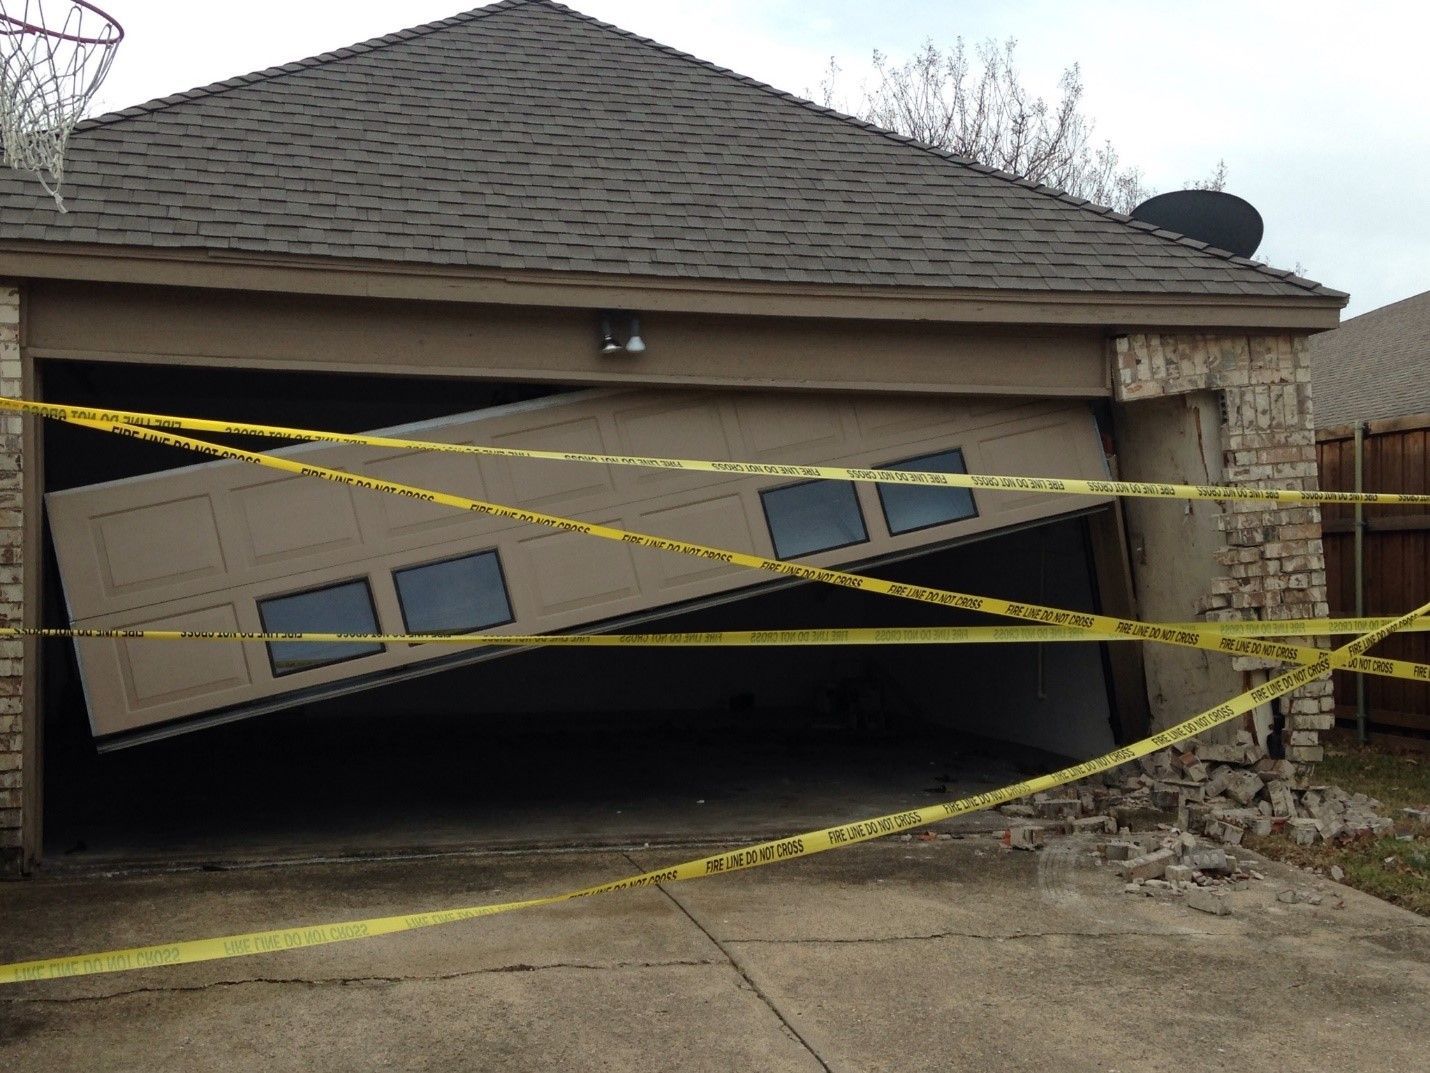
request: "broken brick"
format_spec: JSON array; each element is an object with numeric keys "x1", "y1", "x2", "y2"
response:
[
  {"x1": 1185, "y1": 888, "x2": 1232, "y2": 916},
  {"x1": 1120, "y1": 848, "x2": 1176, "y2": 880},
  {"x1": 1104, "y1": 840, "x2": 1138, "y2": 861},
  {"x1": 1204, "y1": 765, "x2": 1235, "y2": 798},
  {"x1": 1033, "y1": 798, "x2": 1080, "y2": 820},
  {"x1": 1195, "y1": 743, "x2": 1246, "y2": 764},
  {"x1": 1005, "y1": 825, "x2": 1045, "y2": 851},
  {"x1": 1224, "y1": 771, "x2": 1264, "y2": 806},
  {"x1": 1205, "y1": 819, "x2": 1245, "y2": 845},
  {"x1": 1254, "y1": 758, "x2": 1296, "y2": 782},
  {"x1": 1266, "y1": 780, "x2": 1297, "y2": 817},
  {"x1": 1185, "y1": 846, "x2": 1231, "y2": 874},
  {"x1": 1174, "y1": 752, "x2": 1209, "y2": 782}
]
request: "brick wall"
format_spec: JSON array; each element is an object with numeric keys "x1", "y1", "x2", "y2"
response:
[
  {"x1": 0, "y1": 282, "x2": 23, "y2": 864},
  {"x1": 1114, "y1": 332, "x2": 1332, "y2": 762}
]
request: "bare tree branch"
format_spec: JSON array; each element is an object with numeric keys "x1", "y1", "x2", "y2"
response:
[{"x1": 841, "y1": 37, "x2": 1226, "y2": 214}]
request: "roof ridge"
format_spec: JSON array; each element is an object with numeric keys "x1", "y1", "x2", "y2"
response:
[
  {"x1": 72, "y1": 0, "x2": 540, "y2": 134},
  {"x1": 532, "y1": 0, "x2": 1343, "y2": 301}
]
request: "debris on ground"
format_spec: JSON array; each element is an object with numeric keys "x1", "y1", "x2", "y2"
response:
[{"x1": 992, "y1": 731, "x2": 1407, "y2": 913}]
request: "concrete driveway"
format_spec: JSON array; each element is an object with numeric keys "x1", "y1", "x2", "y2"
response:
[{"x1": 1, "y1": 837, "x2": 1426, "y2": 1072}]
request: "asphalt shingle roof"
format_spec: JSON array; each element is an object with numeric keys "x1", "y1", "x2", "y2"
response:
[
  {"x1": 1309, "y1": 290, "x2": 1430, "y2": 427},
  {"x1": 0, "y1": 0, "x2": 1345, "y2": 300}
]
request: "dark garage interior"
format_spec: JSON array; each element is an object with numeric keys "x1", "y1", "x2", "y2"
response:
[{"x1": 36, "y1": 359, "x2": 1122, "y2": 867}]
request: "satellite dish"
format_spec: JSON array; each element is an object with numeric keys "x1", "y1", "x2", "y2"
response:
[{"x1": 1130, "y1": 190, "x2": 1264, "y2": 258}]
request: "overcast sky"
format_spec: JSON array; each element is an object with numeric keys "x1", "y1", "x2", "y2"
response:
[{"x1": 84, "y1": 0, "x2": 1430, "y2": 318}]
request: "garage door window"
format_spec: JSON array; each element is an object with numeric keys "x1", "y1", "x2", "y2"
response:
[
  {"x1": 395, "y1": 550, "x2": 514, "y2": 635},
  {"x1": 875, "y1": 449, "x2": 979, "y2": 535},
  {"x1": 760, "y1": 479, "x2": 868, "y2": 559},
  {"x1": 258, "y1": 579, "x2": 384, "y2": 676}
]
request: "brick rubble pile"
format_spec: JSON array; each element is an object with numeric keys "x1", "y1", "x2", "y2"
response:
[{"x1": 999, "y1": 731, "x2": 1400, "y2": 913}]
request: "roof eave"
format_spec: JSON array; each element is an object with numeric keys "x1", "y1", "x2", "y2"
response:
[{"x1": 0, "y1": 242, "x2": 1346, "y2": 332}]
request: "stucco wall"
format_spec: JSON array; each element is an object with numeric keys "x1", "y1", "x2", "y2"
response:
[
  {"x1": 1113, "y1": 332, "x2": 1332, "y2": 762},
  {"x1": 1115, "y1": 390, "x2": 1244, "y2": 725},
  {"x1": 0, "y1": 282, "x2": 23, "y2": 870}
]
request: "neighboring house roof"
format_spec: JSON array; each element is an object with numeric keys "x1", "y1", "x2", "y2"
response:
[
  {"x1": 1309, "y1": 290, "x2": 1430, "y2": 427},
  {"x1": 0, "y1": 0, "x2": 1344, "y2": 301}
]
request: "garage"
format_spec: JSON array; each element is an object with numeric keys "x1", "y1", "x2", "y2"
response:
[
  {"x1": 0, "y1": 0, "x2": 1344, "y2": 873},
  {"x1": 36, "y1": 355, "x2": 1132, "y2": 865}
]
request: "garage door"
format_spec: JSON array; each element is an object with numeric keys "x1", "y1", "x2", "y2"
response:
[{"x1": 46, "y1": 388, "x2": 1113, "y2": 744}]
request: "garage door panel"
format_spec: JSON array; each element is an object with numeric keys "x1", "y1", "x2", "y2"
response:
[
  {"x1": 853, "y1": 395, "x2": 974, "y2": 446},
  {"x1": 485, "y1": 416, "x2": 614, "y2": 508},
  {"x1": 614, "y1": 399, "x2": 733, "y2": 489},
  {"x1": 234, "y1": 475, "x2": 364, "y2": 566},
  {"x1": 47, "y1": 387, "x2": 1114, "y2": 743},
  {"x1": 516, "y1": 519, "x2": 640, "y2": 616},
  {"x1": 635, "y1": 494, "x2": 759, "y2": 589},
  {"x1": 360, "y1": 448, "x2": 488, "y2": 538},
  {"x1": 121, "y1": 604, "x2": 253, "y2": 702},
  {"x1": 75, "y1": 603, "x2": 255, "y2": 736},
  {"x1": 965, "y1": 416, "x2": 1105, "y2": 513},
  {"x1": 735, "y1": 395, "x2": 848, "y2": 457},
  {"x1": 90, "y1": 495, "x2": 227, "y2": 598}
]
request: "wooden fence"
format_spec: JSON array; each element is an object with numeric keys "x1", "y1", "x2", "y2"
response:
[{"x1": 1317, "y1": 414, "x2": 1430, "y2": 738}]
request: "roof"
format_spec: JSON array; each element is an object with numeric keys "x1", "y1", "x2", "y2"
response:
[
  {"x1": 1309, "y1": 290, "x2": 1430, "y2": 427},
  {"x1": 0, "y1": 0, "x2": 1346, "y2": 302}
]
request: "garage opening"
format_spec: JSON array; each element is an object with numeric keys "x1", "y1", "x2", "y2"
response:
[{"x1": 37, "y1": 360, "x2": 1129, "y2": 867}]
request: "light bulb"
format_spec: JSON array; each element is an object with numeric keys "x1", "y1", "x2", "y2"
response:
[{"x1": 625, "y1": 314, "x2": 647, "y2": 354}]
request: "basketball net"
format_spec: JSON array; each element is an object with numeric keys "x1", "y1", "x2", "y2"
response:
[{"x1": 0, "y1": 1, "x2": 123, "y2": 212}]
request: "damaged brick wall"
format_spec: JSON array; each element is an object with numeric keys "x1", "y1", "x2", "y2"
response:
[
  {"x1": 0, "y1": 282, "x2": 23, "y2": 868},
  {"x1": 1114, "y1": 332, "x2": 1332, "y2": 763}
]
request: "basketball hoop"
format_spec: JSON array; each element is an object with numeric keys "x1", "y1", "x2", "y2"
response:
[{"x1": 1, "y1": 1, "x2": 123, "y2": 212}]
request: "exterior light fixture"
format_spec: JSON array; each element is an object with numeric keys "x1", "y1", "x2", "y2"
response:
[
  {"x1": 598, "y1": 311, "x2": 623, "y2": 355},
  {"x1": 597, "y1": 311, "x2": 647, "y2": 356},
  {"x1": 624, "y1": 314, "x2": 646, "y2": 353}
]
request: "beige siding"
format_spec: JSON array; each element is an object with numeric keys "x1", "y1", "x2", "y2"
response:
[
  {"x1": 24, "y1": 282, "x2": 1110, "y2": 399},
  {"x1": 49, "y1": 388, "x2": 1112, "y2": 740}
]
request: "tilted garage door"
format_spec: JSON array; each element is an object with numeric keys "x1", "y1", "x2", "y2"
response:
[{"x1": 47, "y1": 387, "x2": 1113, "y2": 744}]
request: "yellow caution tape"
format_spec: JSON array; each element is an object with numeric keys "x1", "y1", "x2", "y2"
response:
[
  {"x1": 47, "y1": 415, "x2": 1430, "y2": 687},
  {"x1": 9, "y1": 621, "x2": 1428, "y2": 684},
  {"x1": 2, "y1": 599, "x2": 1424, "y2": 987},
  {"x1": 13, "y1": 618, "x2": 1429, "y2": 642},
  {"x1": 1159, "y1": 616, "x2": 1430, "y2": 637},
  {"x1": 2, "y1": 395, "x2": 1424, "y2": 507}
]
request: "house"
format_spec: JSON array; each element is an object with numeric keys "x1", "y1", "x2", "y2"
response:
[
  {"x1": 0, "y1": 0, "x2": 1345, "y2": 873},
  {"x1": 1309, "y1": 289, "x2": 1430, "y2": 428}
]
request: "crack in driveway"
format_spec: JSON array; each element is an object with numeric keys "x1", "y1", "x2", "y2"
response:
[
  {"x1": 726, "y1": 928, "x2": 1222, "y2": 944},
  {"x1": 627, "y1": 853, "x2": 834, "y2": 1073},
  {"x1": 0, "y1": 957, "x2": 724, "y2": 1005},
  {"x1": 724, "y1": 922, "x2": 1428, "y2": 946}
]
